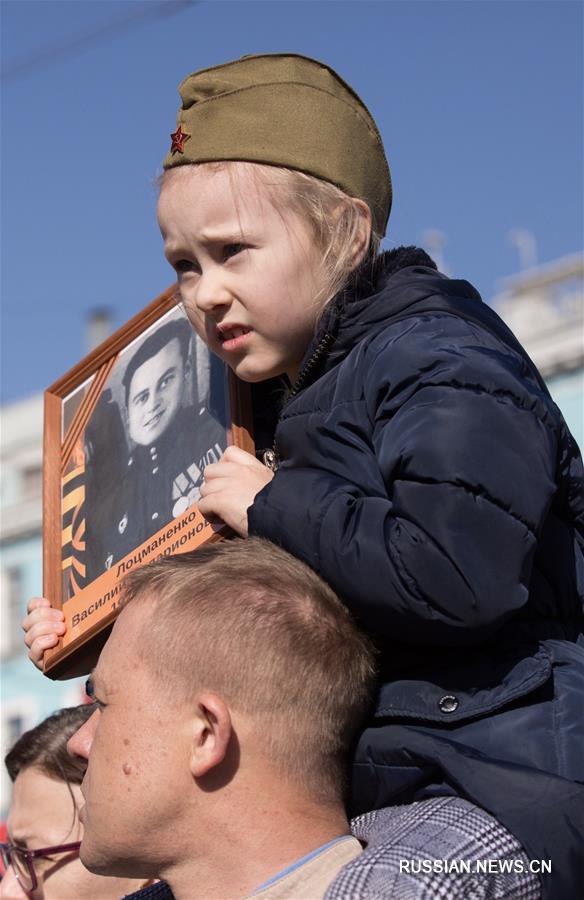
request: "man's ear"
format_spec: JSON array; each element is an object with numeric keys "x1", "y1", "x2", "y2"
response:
[
  {"x1": 189, "y1": 692, "x2": 232, "y2": 778},
  {"x1": 349, "y1": 198, "x2": 373, "y2": 269}
]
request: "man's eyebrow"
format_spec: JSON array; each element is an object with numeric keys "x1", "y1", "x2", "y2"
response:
[{"x1": 157, "y1": 365, "x2": 178, "y2": 385}]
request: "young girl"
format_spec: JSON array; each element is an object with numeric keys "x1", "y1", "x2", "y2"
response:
[{"x1": 25, "y1": 54, "x2": 583, "y2": 895}]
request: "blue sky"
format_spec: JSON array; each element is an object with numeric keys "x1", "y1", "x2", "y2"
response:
[{"x1": 1, "y1": 0, "x2": 582, "y2": 402}]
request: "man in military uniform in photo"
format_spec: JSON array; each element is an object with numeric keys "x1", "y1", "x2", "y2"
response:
[{"x1": 84, "y1": 318, "x2": 226, "y2": 581}]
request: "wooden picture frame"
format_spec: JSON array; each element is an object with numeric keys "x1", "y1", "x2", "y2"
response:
[{"x1": 43, "y1": 285, "x2": 253, "y2": 678}]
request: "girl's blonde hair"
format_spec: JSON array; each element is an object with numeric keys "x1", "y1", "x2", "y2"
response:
[
  {"x1": 249, "y1": 164, "x2": 382, "y2": 308},
  {"x1": 160, "y1": 161, "x2": 382, "y2": 310}
]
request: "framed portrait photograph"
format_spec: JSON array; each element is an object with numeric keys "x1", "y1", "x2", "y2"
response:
[{"x1": 43, "y1": 285, "x2": 253, "y2": 678}]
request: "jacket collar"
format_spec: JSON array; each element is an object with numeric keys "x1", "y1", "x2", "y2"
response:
[{"x1": 294, "y1": 245, "x2": 481, "y2": 387}]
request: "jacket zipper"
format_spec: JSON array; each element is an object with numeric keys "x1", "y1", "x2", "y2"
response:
[{"x1": 260, "y1": 332, "x2": 335, "y2": 471}]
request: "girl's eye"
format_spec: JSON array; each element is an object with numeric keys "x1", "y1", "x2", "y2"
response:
[
  {"x1": 174, "y1": 259, "x2": 199, "y2": 275},
  {"x1": 223, "y1": 243, "x2": 245, "y2": 261}
]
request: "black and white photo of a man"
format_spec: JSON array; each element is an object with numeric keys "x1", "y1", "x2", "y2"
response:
[{"x1": 83, "y1": 314, "x2": 226, "y2": 583}]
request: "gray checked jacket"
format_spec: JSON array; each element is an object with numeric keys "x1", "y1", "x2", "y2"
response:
[{"x1": 326, "y1": 796, "x2": 541, "y2": 899}]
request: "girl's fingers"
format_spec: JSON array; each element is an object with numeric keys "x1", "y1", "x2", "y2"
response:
[
  {"x1": 221, "y1": 446, "x2": 259, "y2": 465},
  {"x1": 204, "y1": 449, "x2": 264, "y2": 480},
  {"x1": 200, "y1": 467, "x2": 253, "y2": 492},
  {"x1": 199, "y1": 477, "x2": 227, "y2": 497},
  {"x1": 195, "y1": 503, "x2": 223, "y2": 526},
  {"x1": 22, "y1": 597, "x2": 65, "y2": 670},
  {"x1": 23, "y1": 619, "x2": 66, "y2": 649},
  {"x1": 203, "y1": 459, "x2": 272, "y2": 486},
  {"x1": 29, "y1": 634, "x2": 60, "y2": 667},
  {"x1": 197, "y1": 495, "x2": 248, "y2": 536},
  {"x1": 202, "y1": 463, "x2": 228, "y2": 480},
  {"x1": 22, "y1": 606, "x2": 64, "y2": 634},
  {"x1": 26, "y1": 596, "x2": 51, "y2": 614},
  {"x1": 198, "y1": 494, "x2": 229, "y2": 523},
  {"x1": 197, "y1": 493, "x2": 220, "y2": 513},
  {"x1": 203, "y1": 461, "x2": 249, "y2": 481},
  {"x1": 198, "y1": 449, "x2": 272, "y2": 536}
]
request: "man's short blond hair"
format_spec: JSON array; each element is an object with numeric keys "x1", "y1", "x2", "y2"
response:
[{"x1": 121, "y1": 538, "x2": 376, "y2": 804}]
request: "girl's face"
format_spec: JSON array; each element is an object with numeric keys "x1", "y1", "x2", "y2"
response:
[{"x1": 158, "y1": 164, "x2": 326, "y2": 383}]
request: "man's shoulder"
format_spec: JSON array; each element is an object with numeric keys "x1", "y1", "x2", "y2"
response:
[{"x1": 325, "y1": 797, "x2": 540, "y2": 900}]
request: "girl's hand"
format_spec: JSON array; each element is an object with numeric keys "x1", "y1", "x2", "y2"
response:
[
  {"x1": 199, "y1": 446, "x2": 274, "y2": 537},
  {"x1": 22, "y1": 597, "x2": 66, "y2": 670}
]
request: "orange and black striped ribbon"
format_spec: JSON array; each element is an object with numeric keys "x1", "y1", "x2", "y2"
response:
[{"x1": 61, "y1": 443, "x2": 86, "y2": 597}]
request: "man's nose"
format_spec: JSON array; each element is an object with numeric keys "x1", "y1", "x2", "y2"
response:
[
  {"x1": 67, "y1": 708, "x2": 99, "y2": 761},
  {"x1": 146, "y1": 393, "x2": 163, "y2": 413}
]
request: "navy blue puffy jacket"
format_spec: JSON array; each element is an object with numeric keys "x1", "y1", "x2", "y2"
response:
[{"x1": 249, "y1": 247, "x2": 584, "y2": 897}]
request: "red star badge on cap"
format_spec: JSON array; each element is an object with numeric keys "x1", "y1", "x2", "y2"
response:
[{"x1": 170, "y1": 124, "x2": 191, "y2": 155}]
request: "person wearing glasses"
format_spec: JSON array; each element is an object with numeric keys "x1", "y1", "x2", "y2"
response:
[{"x1": 1, "y1": 705, "x2": 151, "y2": 900}]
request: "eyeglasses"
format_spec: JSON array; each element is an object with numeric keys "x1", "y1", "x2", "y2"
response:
[{"x1": 0, "y1": 840, "x2": 81, "y2": 893}]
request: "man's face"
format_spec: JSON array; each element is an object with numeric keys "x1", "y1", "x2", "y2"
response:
[
  {"x1": 66, "y1": 602, "x2": 191, "y2": 879},
  {"x1": 126, "y1": 337, "x2": 186, "y2": 446}
]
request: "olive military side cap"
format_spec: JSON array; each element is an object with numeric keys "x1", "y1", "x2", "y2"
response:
[{"x1": 163, "y1": 53, "x2": 392, "y2": 236}]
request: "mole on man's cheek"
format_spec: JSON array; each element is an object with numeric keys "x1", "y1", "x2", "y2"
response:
[{"x1": 123, "y1": 762, "x2": 133, "y2": 775}]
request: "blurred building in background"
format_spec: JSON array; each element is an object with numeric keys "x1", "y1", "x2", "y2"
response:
[
  {"x1": 0, "y1": 268, "x2": 582, "y2": 817},
  {"x1": 0, "y1": 311, "x2": 113, "y2": 815},
  {"x1": 0, "y1": 394, "x2": 86, "y2": 815},
  {"x1": 493, "y1": 251, "x2": 584, "y2": 449}
]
